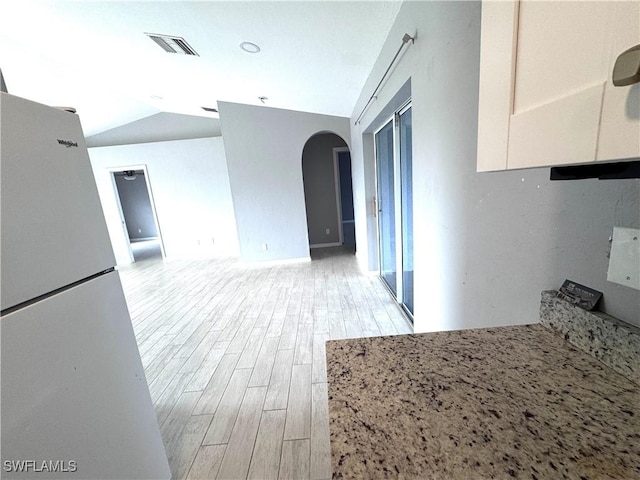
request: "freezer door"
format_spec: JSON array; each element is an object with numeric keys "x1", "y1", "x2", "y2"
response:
[
  {"x1": 1, "y1": 271, "x2": 170, "y2": 479},
  {"x1": 0, "y1": 93, "x2": 116, "y2": 311}
]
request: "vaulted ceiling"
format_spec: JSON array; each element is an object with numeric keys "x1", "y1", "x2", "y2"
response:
[{"x1": 0, "y1": 1, "x2": 402, "y2": 139}]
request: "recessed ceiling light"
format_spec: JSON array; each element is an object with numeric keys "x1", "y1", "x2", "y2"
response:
[
  {"x1": 240, "y1": 41, "x2": 261, "y2": 54},
  {"x1": 150, "y1": 95, "x2": 163, "y2": 100}
]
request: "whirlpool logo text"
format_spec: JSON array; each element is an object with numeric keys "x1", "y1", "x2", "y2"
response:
[{"x1": 57, "y1": 139, "x2": 78, "y2": 148}]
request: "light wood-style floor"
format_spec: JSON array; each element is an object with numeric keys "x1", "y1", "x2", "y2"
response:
[{"x1": 118, "y1": 247, "x2": 412, "y2": 480}]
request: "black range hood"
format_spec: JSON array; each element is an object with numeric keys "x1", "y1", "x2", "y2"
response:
[{"x1": 550, "y1": 160, "x2": 640, "y2": 180}]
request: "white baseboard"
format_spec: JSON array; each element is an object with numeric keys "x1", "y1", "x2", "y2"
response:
[
  {"x1": 239, "y1": 256, "x2": 311, "y2": 268},
  {"x1": 130, "y1": 237, "x2": 159, "y2": 243},
  {"x1": 309, "y1": 242, "x2": 342, "y2": 249}
]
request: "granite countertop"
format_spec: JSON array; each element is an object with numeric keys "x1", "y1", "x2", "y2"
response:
[{"x1": 326, "y1": 324, "x2": 640, "y2": 479}]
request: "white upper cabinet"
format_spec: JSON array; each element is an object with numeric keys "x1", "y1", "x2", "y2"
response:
[{"x1": 477, "y1": 1, "x2": 640, "y2": 172}]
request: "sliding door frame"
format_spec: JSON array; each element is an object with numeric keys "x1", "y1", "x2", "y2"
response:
[
  {"x1": 373, "y1": 99, "x2": 413, "y2": 320},
  {"x1": 374, "y1": 116, "x2": 398, "y2": 297},
  {"x1": 397, "y1": 102, "x2": 413, "y2": 320}
]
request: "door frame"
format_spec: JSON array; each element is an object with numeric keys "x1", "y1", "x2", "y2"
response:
[
  {"x1": 332, "y1": 147, "x2": 351, "y2": 245},
  {"x1": 373, "y1": 115, "x2": 400, "y2": 298},
  {"x1": 108, "y1": 164, "x2": 166, "y2": 261},
  {"x1": 397, "y1": 101, "x2": 414, "y2": 320}
]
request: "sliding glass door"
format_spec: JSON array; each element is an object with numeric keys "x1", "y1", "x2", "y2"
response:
[
  {"x1": 375, "y1": 103, "x2": 413, "y2": 318},
  {"x1": 399, "y1": 105, "x2": 413, "y2": 315},
  {"x1": 375, "y1": 120, "x2": 396, "y2": 295}
]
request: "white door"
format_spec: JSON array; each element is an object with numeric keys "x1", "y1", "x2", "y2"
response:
[
  {"x1": 0, "y1": 93, "x2": 115, "y2": 311},
  {"x1": 1, "y1": 271, "x2": 170, "y2": 479}
]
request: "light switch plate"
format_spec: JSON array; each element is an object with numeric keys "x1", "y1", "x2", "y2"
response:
[{"x1": 607, "y1": 227, "x2": 640, "y2": 290}]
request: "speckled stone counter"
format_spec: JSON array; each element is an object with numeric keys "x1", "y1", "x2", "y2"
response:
[
  {"x1": 326, "y1": 324, "x2": 640, "y2": 479},
  {"x1": 540, "y1": 291, "x2": 640, "y2": 385}
]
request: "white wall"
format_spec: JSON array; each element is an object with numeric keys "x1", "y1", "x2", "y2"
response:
[
  {"x1": 351, "y1": 1, "x2": 640, "y2": 331},
  {"x1": 218, "y1": 101, "x2": 350, "y2": 263},
  {"x1": 89, "y1": 137, "x2": 239, "y2": 265},
  {"x1": 86, "y1": 112, "x2": 222, "y2": 148}
]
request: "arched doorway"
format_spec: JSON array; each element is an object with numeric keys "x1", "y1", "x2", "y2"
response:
[{"x1": 301, "y1": 133, "x2": 355, "y2": 253}]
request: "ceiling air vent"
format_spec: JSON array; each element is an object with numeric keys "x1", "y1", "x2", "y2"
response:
[{"x1": 146, "y1": 33, "x2": 199, "y2": 56}]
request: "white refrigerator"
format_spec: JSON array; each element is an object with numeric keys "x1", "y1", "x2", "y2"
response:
[{"x1": 0, "y1": 92, "x2": 170, "y2": 479}]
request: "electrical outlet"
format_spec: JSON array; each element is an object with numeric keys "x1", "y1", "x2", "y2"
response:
[{"x1": 325, "y1": 228, "x2": 330, "y2": 235}]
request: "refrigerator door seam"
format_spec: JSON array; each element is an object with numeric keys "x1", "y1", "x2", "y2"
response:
[{"x1": 0, "y1": 267, "x2": 115, "y2": 317}]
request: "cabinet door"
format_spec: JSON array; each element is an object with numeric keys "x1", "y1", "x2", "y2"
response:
[
  {"x1": 597, "y1": 1, "x2": 640, "y2": 161},
  {"x1": 508, "y1": 1, "x2": 611, "y2": 169},
  {"x1": 477, "y1": 1, "x2": 640, "y2": 172},
  {"x1": 477, "y1": 0, "x2": 519, "y2": 172}
]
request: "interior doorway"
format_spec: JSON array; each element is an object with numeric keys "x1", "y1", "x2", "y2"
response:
[
  {"x1": 111, "y1": 166, "x2": 164, "y2": 262},
  {"x1": 334, "y1": 148, "x2": 356, "y2": 252},
  {"x1": 302, "y1": 133, "x2": 356, "y2": 253}
]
